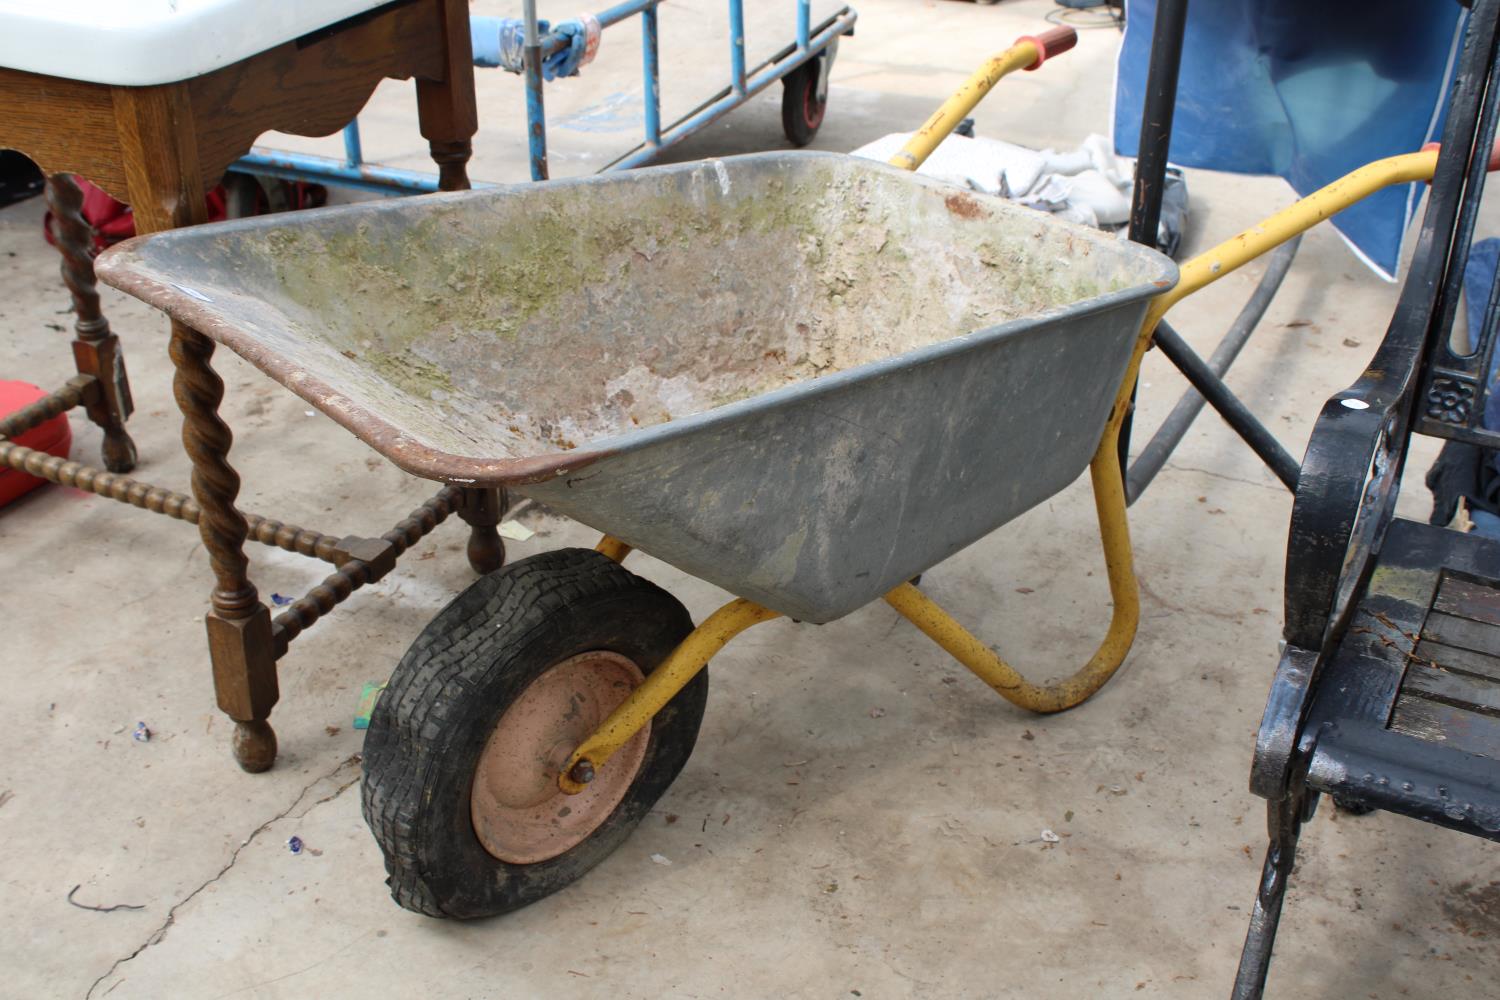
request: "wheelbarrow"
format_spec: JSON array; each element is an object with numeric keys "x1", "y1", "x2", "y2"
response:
[{"x1": 94, "y1": 27, "x2": 1444, "y2": 919}]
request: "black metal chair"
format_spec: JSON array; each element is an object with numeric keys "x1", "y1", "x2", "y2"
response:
[{"x1": 1234, "y1": 1, "x2": 1500, "y2": 995}]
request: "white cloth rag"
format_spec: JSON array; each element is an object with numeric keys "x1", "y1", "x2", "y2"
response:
[{"x1": 850, "y1": 132, "x2": 1133, "y2": 230}]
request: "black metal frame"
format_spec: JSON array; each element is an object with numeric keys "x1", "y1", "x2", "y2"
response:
[
  {"x1": 1120, "y1": 1, "x2": 1500, "y2": 994},
  {"x1": 1121, "y1": 0, "x2": 1305, "y2": 501},
  {"x1": 1233, "y1": 0, "x2": 1500, "y2": 995},
  {"x1": 1126, "y1": 237, "x2": 1302, "y2": 500}
]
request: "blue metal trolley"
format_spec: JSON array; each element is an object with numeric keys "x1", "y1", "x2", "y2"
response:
[{"x1": 234, "y1": 0, "x2": 857, "y2": 193}]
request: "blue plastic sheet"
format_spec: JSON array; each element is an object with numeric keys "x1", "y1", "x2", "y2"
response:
[{"x1": 1114, "y1": 0, "x2": 1467, "y2": 279}]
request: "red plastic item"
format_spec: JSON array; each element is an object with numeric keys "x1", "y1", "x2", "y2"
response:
[
  {"x1": 1019, "y1": 26, "x2": 1078, "y2": 71},
  {"x1": 1421, "y1": 139, "x2": 1500, "y2": 174},
  {"x1": 40, "y1": 176, "x2": 327, "y2": 254},
  {"x1": 42, "y1": 178, "x2": 229, "y2": 254},
  {"x1": 0, "y1": 380, "x2": 72, "y2": 507}
]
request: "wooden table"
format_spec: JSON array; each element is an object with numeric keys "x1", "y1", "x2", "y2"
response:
[{"x1": 0, "y1": 0, "x2": 505, "y2": 772}]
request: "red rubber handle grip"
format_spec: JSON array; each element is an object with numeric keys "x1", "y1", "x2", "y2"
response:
[
  {"x1": 1019, "y1": 26, "x2": 1078, "y2": 71},
  {"x1": 1421, "y1": 140, "x2": 1500, "y2": 172}
]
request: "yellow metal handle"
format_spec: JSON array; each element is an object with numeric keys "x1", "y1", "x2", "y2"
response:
[
  {"x1": 1151, "y1": 149, "x2": 1438, "y2": 327},
  {"x1": 1118, "y1": 149, "x2": 1439, "y2": 438},
  {"x1": 888, "y1": 26, "x2": 1077, "y2": 173}
]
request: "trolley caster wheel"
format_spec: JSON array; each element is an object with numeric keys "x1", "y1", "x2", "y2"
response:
[
  {"x1": 781, "y1": 57, "x2": 829, "y2": 147},
  {"x1": 361, "y1": 548, "x2": 706, "y2": 919}
]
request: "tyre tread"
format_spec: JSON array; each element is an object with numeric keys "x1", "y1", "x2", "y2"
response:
[{"x1": 361, "y1": 548, "x2": 697, "y2": 917}]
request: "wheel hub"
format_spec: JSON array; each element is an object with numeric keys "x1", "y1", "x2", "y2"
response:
[{"x1": 470, "y1": 650, "x2": 650, "y2": 864}]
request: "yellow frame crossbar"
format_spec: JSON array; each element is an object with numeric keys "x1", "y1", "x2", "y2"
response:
[
  {"x1": 558, "y1": 71, "x2": 1446, "y2": 790},
  {"x1": 595, "y1": 534, "x2": 633, "y2": 562}
]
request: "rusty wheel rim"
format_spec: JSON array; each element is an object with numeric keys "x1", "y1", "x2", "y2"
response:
[
  {"x1": 470, "y1": 651, "x2": 650, "y2": 864},
  {"x1": 804, "y1": 79, "x2": 827, "y2": 129}
]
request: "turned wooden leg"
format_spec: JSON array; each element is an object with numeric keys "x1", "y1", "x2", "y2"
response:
[
  {"x1": 172, "y1": 322, "x2": 279, "y2": 772},
  {"x1": 114, "y1": 82, "x2": 278, "y2": 771},
  {"x1": 426, "y1": 138, "x2": 473, "y2": 192},
  {"x1": 45, "y1": 174, "x2": 137, "y2": 472},
  {"x1": 415, "y1": 0, "x2": 478, "y2": 193},
  {"x1": 457, "y1": 486, "x2": 506, "y2": 574}
]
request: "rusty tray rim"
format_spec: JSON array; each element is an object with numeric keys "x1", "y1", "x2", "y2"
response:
[{"x1": 96, "y1": 151, "x2": 1178, "y2": 488}]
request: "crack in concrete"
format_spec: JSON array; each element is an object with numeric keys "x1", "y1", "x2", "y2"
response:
[
  {"x1": 1162, "y1": 462, "x2": 1286, "y2": 493},
  {"x1": 1137, "y1": 571, "x2": 1248, "y2": 624},
  {"x1": 83, "y1": 754, "x2": 363, "y2": 1000}
]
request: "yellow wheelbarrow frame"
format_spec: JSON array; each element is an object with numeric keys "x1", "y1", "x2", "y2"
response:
[{"x1": 559, "y1": 31, "x2": 1445, "y2": 794}]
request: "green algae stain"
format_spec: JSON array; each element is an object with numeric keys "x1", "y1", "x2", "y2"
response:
[{"x1": 358, "y1": 348, "x2": 456, "y2": 400}]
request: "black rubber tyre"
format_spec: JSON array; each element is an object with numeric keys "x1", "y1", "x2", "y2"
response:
[
  {"x1": 781, "y1": 59, "x2": 828, "y2": 147},
  {"x1": 361, "y1": 547, "x2": 705, "y2": 919}
]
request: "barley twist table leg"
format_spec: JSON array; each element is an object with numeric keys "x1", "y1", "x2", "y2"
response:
[
  {"x1": 45, "y1": 174, "x2": 137, "y2": 472},
  {"x1": 170, "y1": 321, "x2": 279, "y2": 772}
]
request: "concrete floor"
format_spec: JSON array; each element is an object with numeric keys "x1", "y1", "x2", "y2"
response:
[{"x1": 4, "y1": 1, "x2": 1499, "y2": 997}]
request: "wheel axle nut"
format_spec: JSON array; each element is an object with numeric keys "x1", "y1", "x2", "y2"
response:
[{"x1": 569, "y1": 759, "x2": 596, "y2": 785}]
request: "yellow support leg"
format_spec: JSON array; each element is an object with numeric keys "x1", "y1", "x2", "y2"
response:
[
  {"x1": 885, "y1": 149, "x2": 1444, "y2": 713},
  {"x1": 558, "y1": 597, "x2": 780, "y2": 793},
  {"x1": 885, "y1": 420, "x2": 1139, "y2": 713}
]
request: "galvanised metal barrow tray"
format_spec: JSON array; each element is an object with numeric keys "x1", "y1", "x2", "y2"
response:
[
  {"x1": 102, "y1": 151, "x2": 1171, "y2": 623},
  {"x1": 97, "y1": 28, "x2": 1425, "y2": 920}
]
